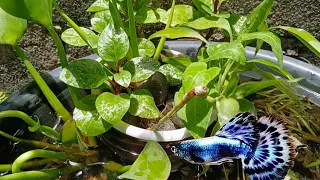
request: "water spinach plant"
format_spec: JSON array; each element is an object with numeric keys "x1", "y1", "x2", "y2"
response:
[{"x1": 0, "y1": 0, "x2": 320, "y2": 179}]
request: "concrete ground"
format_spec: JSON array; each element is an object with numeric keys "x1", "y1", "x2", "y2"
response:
[{"x1": 0, "y1": 0, "x2": 319, "y2": 94}]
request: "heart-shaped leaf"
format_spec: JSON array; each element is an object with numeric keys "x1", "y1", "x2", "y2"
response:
[
  {"x1": 59, "y1": 59, "x2": 109, "y2": 89},
  {"x1": 98, "y1": 24, "x2": 129, "y2": 64},
  {"x1": 0, "y1": 7, "x2": 27, "y2": 45},
  {"x1": 184, "y1": 16, "x2": 233, "y2": 41},
  {"x1": 114, "y1": 70, "x2": 131, "y2": 88},
  {"x1": 204, "y1": 42, "x2": 246, "y2": 65},
  {"x1": 74, "y1": 94, "x2": 112, "y2": 136},
  {"x1": 123, "y1": 57, "x2": 161, "y2": 82},
  {"x1": 87, "y1": 0, "x2": 109, "y2": 12},
  {"x1": 129, "y1": 89, "x2": 161, "y2": 119},
  {"x1": 148, "y1": 27, "x2": 209, "y2": 44},
  {"x1": 158, "y1": 64, "x2": 183, "y2": 86},
  {"x1": 216, "y1": 97, "x2": 239, "y2": 125},
  {"x1": 137, "y1": 38, "x2": 155, "y2": 57},
  {"x1": 118, "y1": 141, "x2": 171, "y2": 180},
  {"x1": 61, "y1": 27, "x2": 96, "y2": 46},
  {"x1": 238, "y1": 31, "x2": 283, "y2": 68},
  {"x1": 161, "y1": 5, "x2": 200, "y2": 26},
  {"x1": 182, "y1": 62, "x2": 220, "y2": 92},
  {"x1": 61, "y1": 120, "x2": 78, "y2": 144},
  {"x1": 91, "y1": 10, "x2": 113, "y2": 33},
  {"x1": 136, "y1": 7, "x2": 159, "y2": 24},
  {"x1": 96, "y1": 92, "x2": 130, "y2": 125}
]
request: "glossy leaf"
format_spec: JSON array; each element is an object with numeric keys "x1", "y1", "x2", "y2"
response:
[
  {"x1": 0, "y1": 7, "x2": 27, "y2": 45},
  {"x1": 123, "y1": 57, "x2": 161, "y2": 82},
  {"x1": 255, "y1": 21, "x2": 268, "y2": 55},
  {"x1": 118, "y1": 141, "x2": 171, "y2": 180},
  {"x1": 87, "y1": 0, "x2": 109, "y2": 12},
  {"x1": 182, "y1": 62, "x2": 220, "y2": 92},
  {"x1": 238, "y1": 31, "x2": 283, "y2": 68},
  {"x1": 59, "y1": 59, "x2": 109, "y2": 89},
  {"x1": 184, "y1": 16, "x2": 233, "y2": 41},
  {"x1": 96, "y1": 92, "x2": 130, "y2": 125},
  {"x1": 192, "y1": 0, "x2": 213, "y2": 16},
  {"x1": 272, "y1": 26, "x2": 320, "y2": 58},
  {"x1": 136, "y1": 7, "x2": 159, "y2": 24},
  {"x1": 158, "y1": 64, "x2": 183, "y2": 86},
  {"x1": 74, "y1": 95, "x2": 111, "y2": 136},
  {"x1": 129, "y1": 89, "x2": 161, "y2": 119},
  {"x1": 239, "y1": 0, "x2": 273, "y2": 35},
  {"x1": 98, "y1": 24, "x2": 129, "y2": 64},
  {"x1": 227, "y1": 14, "x2": 246, "y2": 39},
  {"x1": 61, "y1": 27, "x2": 96, "y2": 46},
  {"x1": 161, "y1": 5, "x2": 200, "y2": 26},
  {"x1": 0, "y1": 0, "x2": 53, "y2": 27},
  {"x1": 162, "y1": 57, "x2": 196, "y2": 71},
  {"x1": 223, "y1": 71, "x2": 239, "y2": 97},
  {"x1": 149, "y1": 27, "x2": 209, "y2": 44},
  {"x1": 238, "y1": 99, "x2": 257, "y2": 116},
  {"x1": 61, "y1": 120, "x2": 77, "y2": 144},
  {"x1": 134, "y1": 0, "x2": 151, "y2": 11},
  {"x1": 216, "y1": 97, "x2": 239, "y2": 125},
  {"x1": 91, "y1": 10, "x2": 113, "y2": 33},
  {"x1": 205, "y1": 42, "x2": 246, "y2": 65},
  {"x1": 137, "y1": 38, "x2": 155, "y2": 57},
  {"x1": 114, "y1": 70, "x2": 131, "y2": 88}
]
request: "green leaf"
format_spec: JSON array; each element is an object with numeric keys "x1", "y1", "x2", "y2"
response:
[
  {"x1": 234, "y1": 79, "x2": 285, "y2": 99},
  {"x1": 129, "y1": 89, "x2": 161, "y2": 119},
  {"x1": 0, "y1": 0, "x2": 53, "y2": 27},
  {"x1": 137, "y1": 38, "x2": 155, "y2": 57},
  {"x1": 28, "y1": 117, "x2": 40, "y2": 132},
  {"x1": 192, "y1": 0, "x2": 213, "y2": 16},
  {"x1": 88, "y1": 34, "x2": 99, "y2": 49},
  {"x1": 162, "y1": 57, "x2": 197, "y2": 71},
  {"x1": 227, "y1": 14, "x2": 246, "y2": 39},
  {"x1": 91, "y1": 10, "x2": 113, "y2": 33},
  {"x1": 158, "y1": 64, "x2": 183, "y2": 86},
  {"x1": 205, "y1": 42, "x2": 246, "y2": 65},
  {"x1": 238, "y1": 99, "x2": 257, "y2": 116},
  {"x1": 114, "y1": 70, "x2": 131, "y2": 88},
  {"x1": 118, "y1": 141, "x2": 171, "y2": 180},
  {"x1": 255, "y1": 21, "x2": 268, "y2": 55},
  {"x1": 87, "y1": 0, "x2": 109, "y2": 12},
  {"x1": 61, "y1": 27, "x2": 96, "y2": 46},
  {"x1": 184, "y1": 16, "x2": 233, "y2": 41},
  {"x1": 0, "y1": 7, "x2": 27, "y2": 45},
  {"x1": 223, "y1": 71, "x2": 239, "y2": 97},
  {"x1": 238, "y1": 31, "x2": 283, "y2": 68},
  {"x1": 182, "y1": 62, "x2": 220, "y2": 92},
  {"x1": 59, "y1": 59, "x2": 109, "y2": 89},
  {"x1": 61, "y1": 120, "x2": 77, "y2": 144},
  {"x1": 148, "y1": 27, "x2": 209, "y2": 44},
  {"x1": 134, "y1": 0, "x2": 151, "y2": 11},
  {"x1": 74, "y1": 94, "x2": 112, "y2": 136},
  {"x1": 272, "y1": 26, "x2": 320, "y2": 58},
  {"x1": 96, "y1": 92, "x2": 130, "y2": 125},
  {"x1": 136, "y1": 7, "x2": 159, "y2": 24},
  {"x1": 161, "y1": 5, "x2": 200, "y2": 26},
  {"x1": 216, "y1": 97, "x2": 239, "y2": 125},
  {"x1": 98, "y1": 24, "x2": 129, "y2": 64},
  {"x1": 123, "y1": 57, "x2": 161, "y2": 82},
  {"x1": 239, "y1": 0, "x2": 273, "y2": 35},
  {"x1": 248, "y1": 59, "x2": 294, "y2": 80}
]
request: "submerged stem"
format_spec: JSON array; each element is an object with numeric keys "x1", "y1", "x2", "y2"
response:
[
  {"x1": 12, "y1": 45, "x2": 72, "y2": 123},
  {"x1": 153, "y1": 0, "x2": 176, "y2": 60},
  {"x1": 0, "y1": 159, "x2": 55, "y2": 173}
]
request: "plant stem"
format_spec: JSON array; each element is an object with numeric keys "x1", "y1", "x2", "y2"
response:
[
  {"x1": 218, "y1": 60, "x2": 234, "y2": 94},
  {"x1": 46, "y1": 25, "x2": 82, "y2": 106},
  {"x1": 12, "y1": 45, "x2": 72, "y2": 123},
  {"x1": 109, "y1": 0, "x2": 124, "y2": 29},
  {"x1": 153, "y1": 86, "x2": 208, "y2": 130},
  {"x1": 12, "y1": 150, "x2": 70, "y2": 173},
  {"x1": 0, "y1": 159, "x2": 55, "y2": 173},
  {"x1": 153, "y1": 0, "x2": 176, "y2": 60},
  {"x1": 306, "y1": 158, "x2": 320, "y2": 168},
  {"x1": 127, "y1": 0, "x2": 139, "y2": 57},
  {"x1": 0, "y1": 110, "x2": 60, "y2": 141}
]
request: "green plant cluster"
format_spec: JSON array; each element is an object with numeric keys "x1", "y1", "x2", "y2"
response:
[{"x1": 0, "y1": 0, "x2": 319, "y2": 179}]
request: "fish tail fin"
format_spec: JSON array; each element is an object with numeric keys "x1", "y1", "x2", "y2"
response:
[{"x1": 243, "y1": 115, "x2": 296, "y2": 180}]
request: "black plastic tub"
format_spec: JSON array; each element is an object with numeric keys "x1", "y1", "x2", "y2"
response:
[{"x1": 0, "y1": 41, "x2": 319, "y2": 174}]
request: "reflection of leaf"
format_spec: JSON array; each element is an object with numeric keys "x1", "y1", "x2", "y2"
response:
[{"x1": 118, "y1": 141, "x2": 171, "y2": 180}]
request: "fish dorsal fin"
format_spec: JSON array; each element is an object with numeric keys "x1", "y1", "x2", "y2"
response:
[
  {"x1": 215, "y1": 112, "x2": 259, "y2": 147},
  {"x1": 243, "y1": 115, "x2": 296, "y2": 180}
]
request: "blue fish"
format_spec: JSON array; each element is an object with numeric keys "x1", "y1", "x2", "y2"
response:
[{"x1": 170, "y1": 112, "x2": 296, "y2": 180}]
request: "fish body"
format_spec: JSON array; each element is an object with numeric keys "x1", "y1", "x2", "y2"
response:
[{"x1": 171, "y1": 112, "x2": 296, "y2": 180}]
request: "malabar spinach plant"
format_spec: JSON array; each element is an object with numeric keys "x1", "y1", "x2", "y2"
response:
[{"x1": 0, "y1": 0, "x2": 320, "y2": 179}]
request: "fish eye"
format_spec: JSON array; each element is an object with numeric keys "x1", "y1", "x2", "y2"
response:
[{"x1": 171, "y1": 146, "x2": 177, "y2": 153}]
